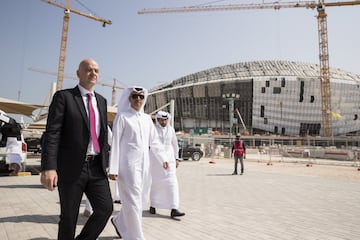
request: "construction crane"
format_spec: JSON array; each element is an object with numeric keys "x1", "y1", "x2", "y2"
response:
[
  {"x1": 28, "y1": 67, "x2": 123, "y2": 106},
  {"x1": 138, "y1": 0, "x2": 360, "y2": 137},
  {"x1": 41, "y1": 0, "x2": 112, "y2": 92}
]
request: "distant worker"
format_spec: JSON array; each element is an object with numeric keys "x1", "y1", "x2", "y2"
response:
[
  {"x1": 231, "y1": 134, "x2": 246, "y2": 175},
  {"x1": 149, "y1": 111, "x2": 185, "y2": 218}
]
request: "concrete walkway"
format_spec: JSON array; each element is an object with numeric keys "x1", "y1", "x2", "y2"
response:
[{"x1": 0, "y1": 156, "x2": 359, "y2": 240}]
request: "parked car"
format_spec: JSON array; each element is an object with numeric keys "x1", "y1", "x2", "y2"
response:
[
  {"x1": 25, "y1": 137, "x2": 42, "y2": 154},
  {"x1": 179, "y1": 145, "x2": 204, "y2": 161}
]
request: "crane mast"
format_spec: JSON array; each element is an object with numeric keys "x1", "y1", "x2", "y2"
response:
[
  {"x1": 316, "y1": 2, "x2": 332, "y2": 137},
  {"x1": 58, "y1": 2, "x2": 70, "y2": 91},
  {"x1": 138, "y1": 0, "x2": 360, "y2": 137},
  {"x1": 41, "y1": 0, "x2": 112, "y2": 91},
  {"x1": 111, "y1": 78, "x2": 117, "y2": 107}
]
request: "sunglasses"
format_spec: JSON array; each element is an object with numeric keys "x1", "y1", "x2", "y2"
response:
[{"x1": 131, "y1": 94, "x2": 145, "y2": 100}]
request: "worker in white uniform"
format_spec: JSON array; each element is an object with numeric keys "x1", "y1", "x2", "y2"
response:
[
  {"x1": 0, "y1": 110, "x2": 24, "y2": 176},
  {"x1": 6, "y1": 137, "x2": 23, "y2": 175},
  {"x1": 108, "y1": 86, "x2": 167, "y2": 240},
  {"x1": 149, "y1": 111, "x2": 185, "y2": 218}
]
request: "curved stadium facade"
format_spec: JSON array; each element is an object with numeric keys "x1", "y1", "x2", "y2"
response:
[{"x1": 146, "y1": 60, "x2": 360, "y2": 136}]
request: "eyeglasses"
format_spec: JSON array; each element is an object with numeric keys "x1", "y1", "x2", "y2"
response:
[{"x1": 131, "y1": 94, "x2": 145, "y2": 100}]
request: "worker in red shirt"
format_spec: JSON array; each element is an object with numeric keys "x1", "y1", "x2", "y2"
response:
[{"x1": 231, "y1": 134, "x2": 246, "y2": 175}]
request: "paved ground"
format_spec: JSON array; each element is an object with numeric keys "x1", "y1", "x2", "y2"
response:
[{"x1": 0, "y1": 155, "x2": 359, "y2": 240}]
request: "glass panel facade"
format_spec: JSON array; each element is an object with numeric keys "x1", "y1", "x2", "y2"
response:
[{"x1": 146, "y1": 60, "x2": 360, "y2": 136}]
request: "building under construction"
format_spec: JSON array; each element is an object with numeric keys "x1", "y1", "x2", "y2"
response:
[{"x1": 146, "y1": 60, "x2": 360, "y2": 137}]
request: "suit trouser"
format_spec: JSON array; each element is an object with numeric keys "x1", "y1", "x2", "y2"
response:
[{"x1": 57, "y1": 159, "x2": 113, "y2": 240}]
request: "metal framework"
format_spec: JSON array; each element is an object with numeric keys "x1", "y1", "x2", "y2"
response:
[
  {"x1": 138, "y1": 0, "x2": 360, "y2": 137},
  {"x1": 317, "y1": 3, "x2": 332, "y2": 137},
  {"x1": 41, "y1": 0, "x2": 112, "y2": 91}
]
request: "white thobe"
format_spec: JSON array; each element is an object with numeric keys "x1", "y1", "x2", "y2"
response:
[
  {"x1": 109, "y1": 108, "x2": 166, "y2": 240},
  {"x1": 150, "y1": 124, "x2": 180, "y2": 209}
]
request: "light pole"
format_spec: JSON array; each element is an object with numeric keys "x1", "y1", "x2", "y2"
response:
[
  {"x1": 222, "y1": 104, "x2": 226, "y2": 134},
  {"x1": 222, "y1": 93, "x2": 240, "y2": 138}
]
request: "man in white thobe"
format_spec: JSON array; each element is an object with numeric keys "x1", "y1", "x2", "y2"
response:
[
  {"x1": 108, "y1": 86, "x2": 167, "y2": 240},
  {"x1": 149, "y1": 111, "x2": 185, "y2": 218}
]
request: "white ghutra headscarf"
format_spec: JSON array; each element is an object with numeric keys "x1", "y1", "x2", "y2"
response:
[
  {"x1": 155, "y1": 111, "x2": 172, "y2": 143},
  {"x1": 116, "y1": 86, "x2": 149, "y2": 114}
]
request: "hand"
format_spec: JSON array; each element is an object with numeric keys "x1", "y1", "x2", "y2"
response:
[
  {"x1": 109, "y1": 174, "x2": 118, "y2": 181},
  {"x1": 176, "y1": 159, "x2": 180, "y2": 168},
  {"x1": 40, "y1": 170, "x2": 58, "y2": 191},
  {"x1": 163, "y1": 162, "x2": 169, "y2": 170}
]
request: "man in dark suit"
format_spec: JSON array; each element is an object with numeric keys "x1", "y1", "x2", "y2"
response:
[{"x1": 40, "y1": 58, "x2": 113, "y2": 240}]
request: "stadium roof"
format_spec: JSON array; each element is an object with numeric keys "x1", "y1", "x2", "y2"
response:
[{"x1": 150, "y1": 60, "x2": 360, "y2": 93}]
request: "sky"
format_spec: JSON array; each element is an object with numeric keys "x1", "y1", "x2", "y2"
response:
[{"x1": 1, "y1": 0, "x2": 360, "y2": 122}]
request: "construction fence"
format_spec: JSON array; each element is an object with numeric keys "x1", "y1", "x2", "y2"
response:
[{"x1": 178, "y1": 134, "x2": 360, "y2": 161}]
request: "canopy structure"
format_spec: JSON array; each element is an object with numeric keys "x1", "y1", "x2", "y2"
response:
[
  {"x1": 0, "y1": 97, "x2": 45, "y2": 118},
  {"x1": 0, "y1": 97, "x2": 117, "y2": 135}
]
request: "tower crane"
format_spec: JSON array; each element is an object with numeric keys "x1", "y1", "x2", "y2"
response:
[
  {"x1": 138, "y1": 0, "x2": 360, "y2": 137},
  {"x1": 40, "y1": 0, "x2": 112, "y2": 92},
  {"x1": 28, "y1": 67, "x2": 123, "y2": 106}
]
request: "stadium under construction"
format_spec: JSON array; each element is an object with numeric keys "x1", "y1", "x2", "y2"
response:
[{"x1": 146, "y1": 60, "x2": 360, "y2": 148}]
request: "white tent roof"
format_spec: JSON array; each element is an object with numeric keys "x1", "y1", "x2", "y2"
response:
[{"x1": 0, "y1": 97, "x2": 45, "y2": 117}]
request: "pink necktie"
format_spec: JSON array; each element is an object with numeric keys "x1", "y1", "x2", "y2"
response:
[{"x1": 87, "y1": 93, "x2": 100, "y2": 153}]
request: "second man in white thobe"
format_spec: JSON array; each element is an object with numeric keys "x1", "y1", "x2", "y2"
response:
[{"x1": 149, "y1": 111, "x2": 185, "y2": 218}]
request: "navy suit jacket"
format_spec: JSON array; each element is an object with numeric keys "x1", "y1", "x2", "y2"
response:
[{"x1": 41, "y1": 86, "x2": 109, "y2": 183}]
